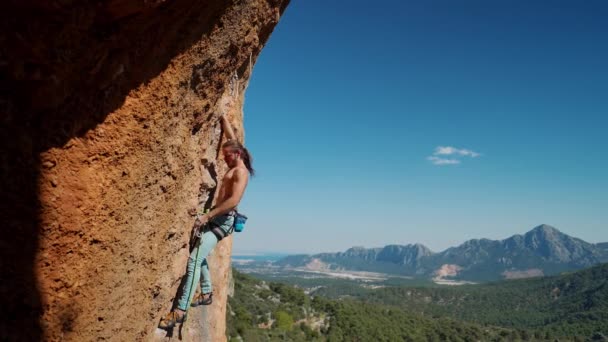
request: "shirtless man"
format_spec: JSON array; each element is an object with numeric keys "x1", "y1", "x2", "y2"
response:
[{"x1": 160, "y1": 113, "x2": 253, "y2": 329}]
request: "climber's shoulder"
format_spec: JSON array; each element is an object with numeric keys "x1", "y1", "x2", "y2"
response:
[
  {"x1": 225, "y1": 165, "x2": 248, "y2": 180},
  {"x1": 231, "y1": 166, "x2": 249, "y2": 180}
]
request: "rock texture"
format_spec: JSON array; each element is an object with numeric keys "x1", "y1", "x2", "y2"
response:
[{"x1": 0, "y1": 0, "x2": 289, "y2": 341}]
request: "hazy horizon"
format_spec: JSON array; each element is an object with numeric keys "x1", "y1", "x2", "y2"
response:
[{"x1": 233, "y1": 223, "x2": 607, "y2": 255}]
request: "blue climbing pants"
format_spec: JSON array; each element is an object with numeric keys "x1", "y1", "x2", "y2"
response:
[{"x1": 177, "y1": 214, "x2": 234, "y2": 310}]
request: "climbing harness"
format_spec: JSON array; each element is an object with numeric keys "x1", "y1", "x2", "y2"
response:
[{"x1": 207, "y1": 210, "x2": 238, "y2": 240}]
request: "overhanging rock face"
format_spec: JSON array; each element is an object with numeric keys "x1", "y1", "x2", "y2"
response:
[{"x1": 0, "y1": 1, "x2": 289, "y2": 341}]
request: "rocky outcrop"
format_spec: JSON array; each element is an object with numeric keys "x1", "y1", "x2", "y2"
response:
[
  {"x1": 437, "y1": 225, "x2": 605, "y2": 272},
  {"x1": 377, "y1": 244, "x2": 433, "y2": 266},
  {"x1": 0, "y1": 0, "x2": 289, "y2": 341}
]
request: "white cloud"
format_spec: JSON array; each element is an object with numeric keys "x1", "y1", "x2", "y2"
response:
[
  {"x1": 427, "y1": 146, "x2": 482, "y2": 166},
  {"x1": 434, "y1": 146, "x2": 481, "y2": 158},
  {"x1": 427, "y1": 156, "x2": 461, "y2": 165}
]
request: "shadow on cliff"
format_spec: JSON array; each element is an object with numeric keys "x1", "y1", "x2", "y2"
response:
[{"x1": 0, "y1": 0, "x2": 234, "y2": 340}]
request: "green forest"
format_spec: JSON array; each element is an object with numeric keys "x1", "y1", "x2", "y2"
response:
[{"x1": 227, "y1": 264, "x2": 608, "y2": 341}]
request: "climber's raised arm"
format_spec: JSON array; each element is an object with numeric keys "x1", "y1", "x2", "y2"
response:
[{"x1": 220, "y1": 113, "x2": 237, "y2": 142}]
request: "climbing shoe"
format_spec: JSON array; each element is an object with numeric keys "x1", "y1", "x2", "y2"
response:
[
  {"x1": 158, "y1": 311, "x2": 185, "y2": 329},
  {"x1": 191, "y1": 292, "x2": 213, "y2": 307}
]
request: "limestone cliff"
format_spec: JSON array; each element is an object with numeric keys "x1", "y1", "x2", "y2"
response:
[{"x1": 0, "y1": 1, "x2": 289, "y2": 341}]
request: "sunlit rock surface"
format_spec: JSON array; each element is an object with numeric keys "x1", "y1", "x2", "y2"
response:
[{"x1": 0, "y1": 1, "x2": 289, "y2": 340}]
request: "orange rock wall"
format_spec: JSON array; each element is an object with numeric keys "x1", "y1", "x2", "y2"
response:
[{"x1": 0, "y1": 1, "x2": 289, "y2": 341}]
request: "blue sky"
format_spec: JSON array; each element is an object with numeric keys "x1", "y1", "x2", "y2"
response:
[{"x1": 235, "y1": 0, "x2": 608, "y2": 254}]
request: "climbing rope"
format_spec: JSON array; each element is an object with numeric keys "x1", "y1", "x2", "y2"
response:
[
  {"x1": 229, "y1": 71, "x2": 238, "y2": 97},
  {"x1": 229, "y1": 52, "x2": 252, "y2": 98},
  {"x1": 248, "y1": 51, "x2": 252, "y2": 80}
]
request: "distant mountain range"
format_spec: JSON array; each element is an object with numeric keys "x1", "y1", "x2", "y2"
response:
[{"x1": 273, "y1": 225, "x2": 608, "y2": 281}]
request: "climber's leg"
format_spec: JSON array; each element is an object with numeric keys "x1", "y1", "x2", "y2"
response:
[
  {"x1": 200, "y1": 258, "x2": 212, "y2": 294},
  {"x1": 176, "y1": 231, "x2": 218, "y2": 311},
  {"x1": 190, "y1": 255, "x2": 214, "y2": 306}
]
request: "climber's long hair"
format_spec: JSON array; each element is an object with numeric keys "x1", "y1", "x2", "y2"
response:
[{"x1": 222, "y1": 140, "x2": 255, "y2": 176}]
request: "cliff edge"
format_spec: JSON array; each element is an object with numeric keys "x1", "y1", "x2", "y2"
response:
[{"x1": 0, "y1": 1, "x2": 289, "y2": 341}]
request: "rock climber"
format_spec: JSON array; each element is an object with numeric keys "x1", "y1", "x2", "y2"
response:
[{"x1": 159, "y1": 112, "x2": 254, "y2": 329}]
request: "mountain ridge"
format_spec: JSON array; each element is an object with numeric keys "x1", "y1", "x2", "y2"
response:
[{"x1": 273, "y1": 225, "x2": 608, "y2": 281}]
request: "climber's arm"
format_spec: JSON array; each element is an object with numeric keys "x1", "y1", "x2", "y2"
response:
[{"x1": 220, "y1": 114, "x2": 237, "y2": 142}]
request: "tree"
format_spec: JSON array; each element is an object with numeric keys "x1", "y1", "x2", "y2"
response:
[{"x1": 274, "y1": 310, "x2": 294, "y2": 331}]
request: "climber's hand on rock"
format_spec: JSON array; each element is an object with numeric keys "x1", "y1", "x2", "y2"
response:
[
  {"x1": 194, "y1": 214, "x2": 210, "y2": 228},
  {"x1": 187, "y1": 208, "x2": 197, "y2": 216}
]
